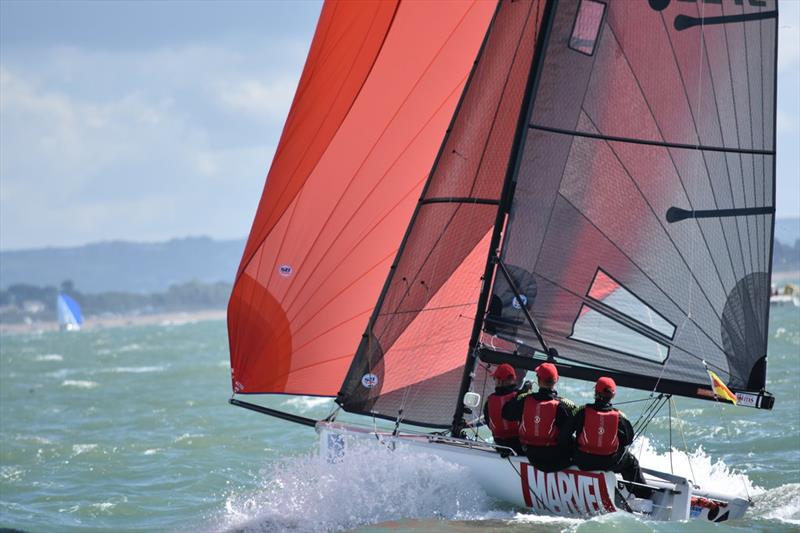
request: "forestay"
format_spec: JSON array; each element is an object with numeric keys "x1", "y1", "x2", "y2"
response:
[{"x1": 337, "y1": 0, "x2": 547, "y2": 427}]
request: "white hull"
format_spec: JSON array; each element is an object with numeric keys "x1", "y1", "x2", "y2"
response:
[{"x1": 317, "y1": 421, "x2": 749, "y2": 523}]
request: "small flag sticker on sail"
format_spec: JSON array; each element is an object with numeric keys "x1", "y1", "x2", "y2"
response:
[{"x1": 707, "y1": 370, "x2": 737, "y2": 405}]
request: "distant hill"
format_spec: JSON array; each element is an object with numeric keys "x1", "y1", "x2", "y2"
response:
[
  {"x1": 774, "y1": 217, "x2": 800, "y2": 247},
  {"x1": 0, "y1": 237, "x2": 246, "y2": 293},
  {"x1": 1, "y1": 220, "x2": 798, "y2": 294}
]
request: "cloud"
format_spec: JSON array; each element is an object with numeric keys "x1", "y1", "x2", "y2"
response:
[
  {"x1": 0, "y1": 38, "x2": 307, "y2": 250},
  {"x1": 218, "y1": 78, "x2": 298, "y2": 120},
  {"x1": 778, "y1": 0, "x2": 800, "y2": 74}
]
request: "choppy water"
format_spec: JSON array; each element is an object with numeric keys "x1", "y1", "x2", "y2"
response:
[{"x1": 1, "y1": 305, "x2": 798, "y2": 532}]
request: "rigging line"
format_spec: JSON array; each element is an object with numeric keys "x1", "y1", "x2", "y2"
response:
[
  {"x1": 670, "y1": 398, "x2": 698, "y2": 487},
  {"x1": 579, "y1": 110, "x2": 730, "y2": 329},
  {"x1": 632, "y1": 394, "x2": 663, "y2": 434},
  {"x1": 668, "y1": 398, "x2": 674, "y2": 474},
  {"x1": 554, "y1": 195, "x2": 735, "y2": 361},
  {"x1": 601, "y1": 22, "x2": 744, "y2": 324},
  {"x1": 701, "y1": 360, "x2": 753, "y2": 500},
  {"x1": 278, "y1": 6, "x2": 485, "y2": 314},
  {"x1": 633, "y1": 394, "x2": 667, "y2": 436},
  {"x1": 239, "y1": 2, "x2": 399, "y2": 278},
  {"x1": 656, "y1": 10, "x2": 753, "y2": 296},
  {"x1": 614, "y1": 397, "x2": 667, "y2": 406},
  {"x1": 376, "y1": 301, "x2": 478, "y2": 318},
  {"x1": 382, "y1": 0, "x2": 539, "y2": 320}
]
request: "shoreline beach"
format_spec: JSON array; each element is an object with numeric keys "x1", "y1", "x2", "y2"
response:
[{"x1": 0, "y1": 308, "x2": 227, "y2": 335}]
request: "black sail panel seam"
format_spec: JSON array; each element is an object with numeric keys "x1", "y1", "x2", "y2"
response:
[
  {"x1": 419, "y1": 197, "x2": 500, "y2": 205},
  {"x1": 717, "y1": 1, "x2": 763, "y2": 332}
]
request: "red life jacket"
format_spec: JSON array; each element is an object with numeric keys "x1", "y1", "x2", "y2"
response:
[
  {"x1": 487, "y1": 391, "x2": 519, "y2": 439},
  {"x1": 519, "y1": 396, "x2": 559, "y2": 446},
  {"x1": 577, "y1": 406, "x2": 620, "y2": 456}
]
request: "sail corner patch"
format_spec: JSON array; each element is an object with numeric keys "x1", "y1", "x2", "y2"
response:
[{"x1": 361, "y1": 373, "x2": 379, "y2": 389}]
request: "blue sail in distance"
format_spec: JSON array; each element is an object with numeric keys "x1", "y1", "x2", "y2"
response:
[{"x1": 57, "y1": 293, "x2": 84, "y2": 330}]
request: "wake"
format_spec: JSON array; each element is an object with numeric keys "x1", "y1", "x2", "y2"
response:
[{"x1": 213, "y1": 436, "x2": 798, "y2": 532}]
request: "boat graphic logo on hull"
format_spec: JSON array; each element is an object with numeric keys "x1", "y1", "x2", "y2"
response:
[
  {"x1": 519, "y1": 464, "x2": 615, "y2": 516},
  {"x1": 278, "y1": 264, "x2": 293, "y2": 277}
]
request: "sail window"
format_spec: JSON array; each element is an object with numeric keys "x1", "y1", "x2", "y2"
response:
[
  {"x1": 570, "y1": 305, "x2": 670, "y2": 363},
  {"x1": 569, "y1": 0, "x2": 605, "y2": 56},
  {"x1": 587, "y1": 269, "x2": 676, "y2": 339}
]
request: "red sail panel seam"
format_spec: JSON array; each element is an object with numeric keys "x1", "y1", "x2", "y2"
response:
[
  {"x1": 236, "y1": 1, "x2": 401, "y2": 281},
  {"x1": 275, "y1": 3, "x2": 485, "y2": 311}
]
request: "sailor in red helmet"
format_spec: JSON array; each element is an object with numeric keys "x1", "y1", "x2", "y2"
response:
[
  {"x1": 502, "y1": 362, "x2": 576, "y2": 472},
  {"x1": 562, "y1": 377, "x2": 652, "y2": 498},
  {"x1": 483, "y1": 363, "x2": 525, "y2": 455}
]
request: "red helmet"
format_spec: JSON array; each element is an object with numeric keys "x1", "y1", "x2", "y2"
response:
[
  {"x1": 535, "y1": 362, "x2": 558, "y2": 383},
  {"x1": 491, "y1": 363, "x2": 516, "y2": 381},
  {"x1": 595, "y1": 376, "x2": 617, "y2": 397}
]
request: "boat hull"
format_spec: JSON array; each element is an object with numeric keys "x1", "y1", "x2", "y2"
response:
[{"x1": 317, "y1": 421, "x2": 749, "y2": 523}]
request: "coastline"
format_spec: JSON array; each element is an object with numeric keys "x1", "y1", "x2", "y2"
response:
[{"x1": 0, "y1": 308, "x2": 227, "y2": 336}]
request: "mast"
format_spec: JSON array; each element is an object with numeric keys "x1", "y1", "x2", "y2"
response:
[{"x1": 450, "y1": 0, "x2": 558, "y2": 437}]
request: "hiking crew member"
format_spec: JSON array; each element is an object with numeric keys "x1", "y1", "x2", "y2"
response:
[
  {"x1": 483, "y1": 363, "x2": 525, "y2": 455},
  {"x1": 560, "y1": 377, "x2": 652, "y2": 499},
  {"x1": 502, "y1": 362, "x2": 576, "y2": 472}
]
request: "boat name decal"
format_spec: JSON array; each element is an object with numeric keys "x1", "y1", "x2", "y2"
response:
[
  {"x1": 519, "y1": 463, "x2": 615, "y2": 515},
  {"x1": 735, "y1": 392, "x2": 758, "y2": 407}
]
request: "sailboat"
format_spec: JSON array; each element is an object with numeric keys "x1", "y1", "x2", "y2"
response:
[
  {"x1": 228, "y1": 0, "x2": 778, "y2": 522},
  {"x1": 57, "y1": 293, "x2": 84, "y2": 331}
]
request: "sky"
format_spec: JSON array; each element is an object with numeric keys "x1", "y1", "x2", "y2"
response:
[{"x1": 0, "y1": 0, "x2": 798, "y2": 251}]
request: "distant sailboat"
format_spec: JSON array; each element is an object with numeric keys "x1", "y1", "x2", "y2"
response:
[
  {"x1": 57, "y1": 293, "x2": 83, "y2": 331},
  {"x1": 228, "y1": 0, "x2": 778, "y2": 522}
]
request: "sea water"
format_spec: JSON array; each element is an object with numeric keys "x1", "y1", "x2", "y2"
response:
[{"x1": 0, "y1": 304, "x2": 797, "y2": 532}]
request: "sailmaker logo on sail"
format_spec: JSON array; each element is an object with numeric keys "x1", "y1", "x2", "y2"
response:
[{"x1": 520, "y1": 465, "x2": 615, "y2": 516}]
